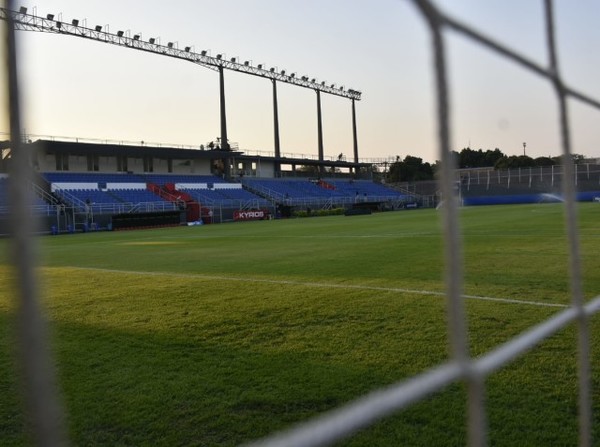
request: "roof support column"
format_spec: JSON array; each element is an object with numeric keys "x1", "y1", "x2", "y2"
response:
[
  {"x1": 352, "y1": 98, "x2": 359, "y2": 164},
  {"x1": 272, "y1": 79, "x2": 281, "y2": 176},
  {"x1": 218, "y1": 65, "x2": 229, "y2": 151},
  {"x1": 316, "y1": 89, "x2": 324, "y2": 164},
  {"x1": 218, "y1": 65, "x2": 232, "y2": 180}
]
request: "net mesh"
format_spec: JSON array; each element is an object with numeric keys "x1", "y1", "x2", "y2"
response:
[{"x1": 3, "y1": 1, "x2": 599, "y2": 446}]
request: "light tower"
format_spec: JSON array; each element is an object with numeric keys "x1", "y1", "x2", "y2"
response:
[{"x1": 0, "y1": 5, "x2": 363, "y2": 174}]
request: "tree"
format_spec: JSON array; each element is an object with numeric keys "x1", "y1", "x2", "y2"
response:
[
  {"x1": 483, "y1": 148, "x2": 505, "y2": 167},
  {"x1": 458, "y1": 148, "x2": 479, "y2": 168},
  {"x1": 458, "y1": 147, "x2": 505, "y2": 168},
  {"x1": 552, "y1": 153, "x2": 586, "y2": 165},
  {"x1": 533, "y1": 156, "x2": 555, "y2": 167},
  {"x1": 386, "y1": 155, "x2": 434, "y2": 182},
  {"x1": 494, "y1": 155, "x2": 535, "y2": 169}
]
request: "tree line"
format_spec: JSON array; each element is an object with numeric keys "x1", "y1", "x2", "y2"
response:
[{"x1": 385, "y1": 147, "x2": 587, "y2": 183}]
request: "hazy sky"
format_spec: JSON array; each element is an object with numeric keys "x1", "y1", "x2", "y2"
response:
[{"x1": 2, "y1": 0, "x2": 599, "y2": 163}]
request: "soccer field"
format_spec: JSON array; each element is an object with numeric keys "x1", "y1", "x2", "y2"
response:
[{"x1": 1, "y1": 204, "x2": 599, "y2": 446}]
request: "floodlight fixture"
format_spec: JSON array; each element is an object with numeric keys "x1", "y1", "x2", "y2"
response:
[
  {"x1": 270, "y1": 67, "x2": 275, "y2": 72},
  {"x1": 168, "y1": 42, "x2": 174, "y2": 48},
  {"x1": 95, "y1": 25, "x2": 102, "y2": 32},
  {"x1": 72, "y1": 19, "x2": 79, "y2": 26},
  {"x1": 311, "y1": 78, "x2": 316, "y2": 83},
  {"x1": 117, "y1": 30, "x2": 124, "y2": 37},
  {"x1": 257, "y1": 64, "x2": 262, "y2": 69},
  {"x1": 47, "y1": 13, "x2": 54, "y2": 20},
  {"x1": 290, "y1": 73, "x2": 295, "y2": 78},
  {"x1": 149, "y1": 37, "x2": 155, "y2": 44},
  {"x1": 19, "y1": 6, "x2": 27, "y2": 14},
  {"x1": 231, "y1": 57, "x2": 236, "y2": 62},
  {"x1": 56, "y1": 21, "x2": 61, "y2": 28},
  {"x1": 216, "y1": 54, "x2": 222, "y2": 59},
  {"x1": 321, "y1": 81, "x2": 325, "y2": 86},
  {"x1": 281, "y1": 70, "x2": 285, "y2": 75},
  {"x1": 185, "y1": 46, "x2": 191, "y2": 52},
  {"x1": 200, "y1": 50, "x2": 207, "y2": 56},
  {"x1": 133, "y1": 34, "x2": 140, "y2": 40}
]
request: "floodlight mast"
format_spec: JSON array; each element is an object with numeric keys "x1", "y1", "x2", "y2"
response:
[
  {"x1": 271, "y1": 79, "x2": 281, "y2": 171},
  {"x1": 1, "y1": 7, "x2": 363, "y2": 166},
  {"x1": 316, "y1": 90, "x2": 324, "y2": 166}
]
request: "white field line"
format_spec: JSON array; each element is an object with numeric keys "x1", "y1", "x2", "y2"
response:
[{"x1": 59, "y1": 266, "x2": 568, "y2": 309}]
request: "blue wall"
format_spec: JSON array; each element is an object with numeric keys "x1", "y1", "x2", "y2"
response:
[{"x1": 462, "y1": 191, "x2": 600, "y2": 206}]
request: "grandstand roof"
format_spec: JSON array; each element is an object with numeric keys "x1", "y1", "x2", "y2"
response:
[
  {"x1": 28, "y1": 139, "x2": 372, "y2": 168},
  {"x1": 235, "y1": 154, "x2": 372, "y2": 168},
  {"x1": 29, "y1": 139, "x2": 241, "y2": 160}
]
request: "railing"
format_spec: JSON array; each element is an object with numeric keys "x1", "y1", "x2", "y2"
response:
[
  {"x1": 240, "y1": 180, "x2": 286, "y2": 203},
  {"x1": 51, "y1": 187, "x2": 87, "y2": 210}
]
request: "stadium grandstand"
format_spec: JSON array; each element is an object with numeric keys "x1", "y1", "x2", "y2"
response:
[
  {"x1": 0, "y1": 138, "x2": 419, "y2": 234},
  {"x1": 1, "y1": 137, "x2": 600, "y2": 235}
]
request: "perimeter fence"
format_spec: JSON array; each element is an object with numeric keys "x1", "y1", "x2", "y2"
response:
[
  {"x1": 3, "y1": 1, "x2": 600, "y2": 446},
  {"x1": 459, "y1": 164, "x2": 600, "y2": 191}
]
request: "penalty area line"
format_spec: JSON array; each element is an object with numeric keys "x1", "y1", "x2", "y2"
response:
[{"x1": 61, "y1": 266, "x2": 568, "y2": 309}]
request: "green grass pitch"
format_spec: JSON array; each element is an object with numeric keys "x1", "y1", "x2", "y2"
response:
[{"x1": 1, "y1": 203, "x2": 599, "y2": 446}]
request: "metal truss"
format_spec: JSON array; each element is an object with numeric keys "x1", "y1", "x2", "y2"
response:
[{"x1": 0, "y1": 6, "x2": 362, "y2": 101}]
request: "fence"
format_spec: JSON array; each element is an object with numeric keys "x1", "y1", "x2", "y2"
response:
[
  {"x1": 3, "y1": 1, "x2": 600, "y2": 446},
  {"x1": 459, "y1": 164, "x2": 600, "y2": 191}
]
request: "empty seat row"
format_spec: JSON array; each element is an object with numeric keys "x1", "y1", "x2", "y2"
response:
[
  {"x1": 43, "y1": 172, "x2": 226, "y2": 186},
  {"x1": 241, "y1": 178, "x2": 410, "y2": 204}
]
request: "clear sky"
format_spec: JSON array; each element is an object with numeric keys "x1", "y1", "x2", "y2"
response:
[{"x1": 2, "y1": 0, "x2": 599, "y2": 163}]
